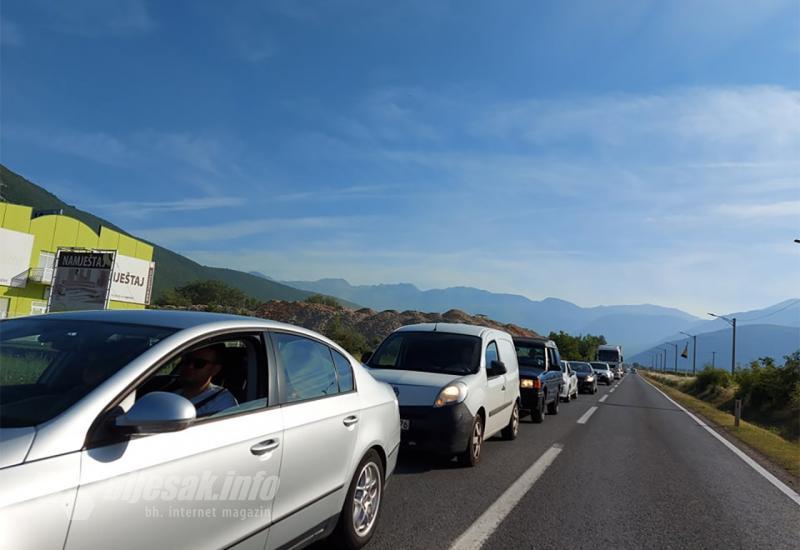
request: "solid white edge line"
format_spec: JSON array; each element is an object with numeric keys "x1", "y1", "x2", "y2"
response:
[
  {"x1": 448, "y1": 444, "x2": 563, "y2": 550},
  {"x1": 598, "y1": 395, "x2": 608, "y2": 403},
  {"x1": 641, "y1": 376, "x2": 800, "y2": 507},
  {"x1": 577, "y1": 406, "x2": 598, "y2": 424}
]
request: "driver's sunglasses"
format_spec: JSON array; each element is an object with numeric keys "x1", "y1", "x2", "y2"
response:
[{"x1": 179, "y1": 356, "x2": 215, "y2": 370}]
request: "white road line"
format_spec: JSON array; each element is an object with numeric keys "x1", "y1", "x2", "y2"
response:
[
  {"x1": 449, "y1": 444, "x2": 563, "y2": 550},
  {"x1": 609, "y1": 388, "x2": 615, "y2": 393},
  {"x1": 598, "y1": 394, "x2": 608, "y2": 403},
  {"x1": 641, "y1": 377, "x2": 800, "y2": 507},
  {"x1": 577, "y1": 406, "x2": 598, "y2": 424}
]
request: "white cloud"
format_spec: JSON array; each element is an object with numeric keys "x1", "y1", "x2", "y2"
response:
[
  {"x1": 11, "y1": 127, "x2": 134, "y2": 165},
  {"x1": 135, "y1": 216, "x2": 365, "y2": 247},
  {"x1": 90, "y1": 197, "x2": 247, "y2": 219},
  {"x1": 714, "y1": 200, "x2": 800, "y2": 219}
]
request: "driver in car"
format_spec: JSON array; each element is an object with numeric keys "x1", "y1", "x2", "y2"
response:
[{"x1": 175, "y1": 344, "x2": 238, "y2": 416}]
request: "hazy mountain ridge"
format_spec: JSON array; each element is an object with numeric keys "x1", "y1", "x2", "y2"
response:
[{"x1": 284, "y1": 278, "x2": 702, "y2": 353}]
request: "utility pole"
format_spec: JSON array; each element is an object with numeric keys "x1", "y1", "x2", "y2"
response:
[
  {"x1": 709, "y1": 313, "x2": 737, "y2": 376},
  {"x1": 680, "y1": 331, "x2": 697, "y2": 375},
  {"x1": 712, "y1": 351, "x2": 716, "y2": 368},
  {"x1": 667, "y1": 342, "x2": 678, "y2": 372}
]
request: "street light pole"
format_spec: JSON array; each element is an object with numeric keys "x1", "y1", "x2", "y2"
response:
[
  {"x1": 712, "y1": 351, "x2": 716, "y2": 368},
  {"x1": 680, "y1": 331, "x2": 697, "y2": 375},
  {"x1": 709, "y1": 313, "x2": 737, "y2": 376}
]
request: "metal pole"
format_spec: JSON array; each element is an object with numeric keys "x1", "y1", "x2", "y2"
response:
[
  {"x1": 712, "y1": 351, "x2": 716, "y2": 368},
  {"x1": 692, "y1": 335, "x2": 697, "y2": 375},
  {"x1": 731, "y1": 317, "x2": 737, "y2": 376}
]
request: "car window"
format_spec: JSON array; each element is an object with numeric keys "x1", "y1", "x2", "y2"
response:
[
  {"x1": 0, "y1": 318, "x2": 176, "y2": 428},
  {"x1": 485, "y1": 341, "x2": 499, "y2": 368},
  {"x1": 134, "y1": 333, "x2": 267, "y2": 420},
  {"x1": 514, "y1": 343, "x2": 546, "y2": 369},
  {"x1": 273, "y1": 333, "x2": 339, "y2": 402},
  {"x1": 331, "y1": 348, "x2": 355, "y2": 392}
]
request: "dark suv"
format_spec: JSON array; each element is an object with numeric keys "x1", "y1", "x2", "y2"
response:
[{"x1": 513, "y1": 337, "x2": 563, "y2": 423}]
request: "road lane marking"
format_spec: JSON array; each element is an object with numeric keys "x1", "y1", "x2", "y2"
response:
[
  {"x1": 609, "y1": 388, "x2": 615, "y2": 393},
  {"x1": 599, "y1": 395, "x2": 608, "y2": 403},
  {"x1": 577, "y1": 406, "x2": 598, "y2": 424},
  {"x1": 449, "y1": 444, "x2": 563, "y2": 550},
  {"x1": 641, "y1": 377, "x2": 800, "y2": 507}
]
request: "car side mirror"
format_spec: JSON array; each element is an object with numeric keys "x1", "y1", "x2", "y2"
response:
[
  {"x1": 115, "y1": 391, "x2": 196, "y2": 435},
  {"x1": 361, "y1": 351, "x2": 373, "y2": 364},
  {"x1": 489, "y1": 360, "x2": 507, "y2": 376}
]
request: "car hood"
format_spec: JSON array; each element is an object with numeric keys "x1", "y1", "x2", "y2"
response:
[
  {"x1": 0, "y1": 427, "x2": 36, "y2": 468},
  {"x1": 519, "y1": 367, "x2": 545, "y2": 379},
  {"x1": 366, "y1": 368, "x2": 464, "y2": 406}
]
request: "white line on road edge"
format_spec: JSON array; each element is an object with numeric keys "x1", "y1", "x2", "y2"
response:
[
  {"x1": 599, "y1": 395, "x2": 608, "y2": 403},
  {"x1": 449, "y1": 444, "x2": 563, "y2": 550},
  {"x1": 609, "y1": 388, "x2": 615, "y2": 393},
  {"x1": 642, "y1": 377, "x2": 800, "y2": 507},
  {"x1": 577, "y1": 406, "x2": 598, "y2": 424}
]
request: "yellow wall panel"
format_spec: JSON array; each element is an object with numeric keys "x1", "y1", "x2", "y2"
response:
[
  {"x1": 98, "y1": 228, "x2": 119, "y2": 250},
  {"x1": 116, "y1": 233, "x2": 138, "y2": 256},
  {"x1": 2, "y1": 204, "x2": 32, "y2": 232},
  {"x1": 53, "y1": 216, "x2": 80, "y2": 249},
  {"x1": 29, "y1": 216, "x2": 57, "y2": 256}
]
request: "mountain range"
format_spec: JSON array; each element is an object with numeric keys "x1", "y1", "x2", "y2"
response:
[{"x1": 284, "y1": 278, "x2": 703, "y2": 353}]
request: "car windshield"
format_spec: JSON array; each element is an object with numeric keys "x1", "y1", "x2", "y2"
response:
[
  {"x1": 598, "y1": 350, "x2": 621, "y2": 362},
  {"x1": 571, "y1": 363, "x2": 593, "y2": 373},
  {"x1": 368, "y1": 332, "x2": 481, "y2": 375},
  {"x1": 590, "y1": 363, "x2": 608, "y2": 370},
  {"x1": 0, "y1": 318, "x2": 176, "y2": 428},
  {"x1": 514, "y1": 343, "x2": 546, "y2": 369}
]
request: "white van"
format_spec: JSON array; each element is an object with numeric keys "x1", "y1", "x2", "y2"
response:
[{"x1": 364, "y1": 323, "x2": 521, "y2": 466}]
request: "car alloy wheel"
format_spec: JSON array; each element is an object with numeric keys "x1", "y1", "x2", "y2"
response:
[
  {"x1": 333, "y1": 449, "x2": 384, "y2": 548},
  {"x1": 502, "y1": 401, "x2": 520, "y2": 440},
  {"x1": 353, "y1": 461, "x2": 382, "y2": 537},
  {"x1": 459, "y1": 415, "x2": 484, "y2": 466}
]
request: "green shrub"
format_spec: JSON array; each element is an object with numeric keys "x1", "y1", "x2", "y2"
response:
[
  {"x1": 325, "y1": 316, "x2": 368, "y2": 356},
  {"x1": 692, "y1": 367, "x2": 732, "y2": 392}
]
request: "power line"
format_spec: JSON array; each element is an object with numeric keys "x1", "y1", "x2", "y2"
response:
[{"x1": 737, "y1": 299, "x2": 800, "y2": 322}]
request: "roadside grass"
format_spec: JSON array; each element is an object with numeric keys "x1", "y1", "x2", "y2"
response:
[{"x1": 643, "y1": 373, "x2": 800, "y2": 479}]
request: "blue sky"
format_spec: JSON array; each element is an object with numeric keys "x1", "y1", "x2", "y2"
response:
[{"x1": 2, "y1": 0, "x2": 798, "y2": 317}]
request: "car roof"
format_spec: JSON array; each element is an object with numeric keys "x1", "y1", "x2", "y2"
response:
[
  {"x1": 19, "y1": 309, "x2": 299, "y2": 331},
  {"x1": 393, "y1": 322, "x2": 510, "y2": 339},
  {"x1": 513, "y1": 336, "x2": 555, "y2": 347}
]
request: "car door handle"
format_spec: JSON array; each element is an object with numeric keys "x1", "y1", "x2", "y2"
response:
[
  {"x1": 250, "y1": 439, "x2": 280, "y2": 456},
  {"x1": 343, "y1": 415, "x2": 359, "y2": 427}
]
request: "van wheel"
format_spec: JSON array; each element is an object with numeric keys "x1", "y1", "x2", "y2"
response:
[
  {"x1": 547, "y1": 393, "x2": 560, "y2": 415},
  {"x1": 531, "y1": 396, "x2": 545, "y2": 423},
  {"x1": 458, "y1": 415, "x2": 484, "y2": 467},
  {"x1": 331, "y1": 449, "x2": 384, "y2": 549},
  {"x1": 501, "y1": 401, "x2": 519, "y2": 440}
]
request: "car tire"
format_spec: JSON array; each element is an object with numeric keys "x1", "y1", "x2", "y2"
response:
[
  {"x1": 531, "y1": 395, "x2": 545, "y2": 423},
  {"x1": 547, "y1": 393, "x2": 559, "y2": 415},
  {"x1": 502, "y1": 400, "x2": 520, "y2": 440},
  {"x1": 331, "y1": 449, "x2": 384, "y2": 549},
  {"x1": 458, "y1": 414, "x2": 484, "y2": 467}
]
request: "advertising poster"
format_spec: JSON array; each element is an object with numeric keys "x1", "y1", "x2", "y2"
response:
[
  {"x1": 109, "y1": 254, "x2": 156, "y2": 305},
  {"x1": 48, "y1": 251, "x2": 115, "y2": 312}
]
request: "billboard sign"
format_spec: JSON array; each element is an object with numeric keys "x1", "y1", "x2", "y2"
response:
[
  {"x1": 0, "y1": 227, "x2": 34, "y2": 287},
  {"x1": 110, "y1": 254, "x2": 156, "y2": 305},
  {"x1": 49, "y1": 251, "x2": 115, "y2": 312}
]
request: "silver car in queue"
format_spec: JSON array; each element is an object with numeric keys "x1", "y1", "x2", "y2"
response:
[{"x1": 0, "y1": 310, "x2": 400, "y2": 550}]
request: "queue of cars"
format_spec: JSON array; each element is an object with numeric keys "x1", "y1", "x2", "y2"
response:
[{"x1": 0, "y1": 311, "x2": 623, "y2": 549}]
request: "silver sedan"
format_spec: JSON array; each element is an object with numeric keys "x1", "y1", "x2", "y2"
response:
[{"x1": 0, "y1": 310, "x2": 400, "y2": 550}]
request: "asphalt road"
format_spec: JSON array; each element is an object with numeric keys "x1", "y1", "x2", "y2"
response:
[{"x1": 315, "y1": 373, "x2": 800, "y2": 550}]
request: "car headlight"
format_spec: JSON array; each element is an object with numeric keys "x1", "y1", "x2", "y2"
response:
[
  {"x1": 434, "y1": 382, "x2": 468, "y2": 407},
  {"x1": 586, "y1": 376, "x2": 594, "y2": 382},
  {"x1": 520, "y1": 378, "x2": 534, "y2": 389}
]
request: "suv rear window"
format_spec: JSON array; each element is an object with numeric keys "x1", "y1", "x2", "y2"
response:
[{"x1": 369, "y1": 332, "x2": 481, "y2": 375}]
